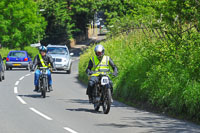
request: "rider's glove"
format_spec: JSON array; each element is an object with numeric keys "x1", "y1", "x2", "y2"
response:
[
  {"x1": 89, "y1": 71, "x2": 95, "y2": 75},
  {"x1": 113, "y1": 72, "x2": 118, "y2": 77}
]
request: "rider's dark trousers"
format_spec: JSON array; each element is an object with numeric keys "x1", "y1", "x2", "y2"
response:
[
  {"x1": 86, "y1": 76, "x2": 113, "y2": 96},
  {"x1": 87, "y1": 76, "x2": 99, "y2": 96}
]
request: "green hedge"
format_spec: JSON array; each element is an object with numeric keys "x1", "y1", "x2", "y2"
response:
[
  {"x1": 24, "y1": 46, "x2": 39, "y2": 59},
  {"x1": 79, "y1": 31, "x2": 200, "y2": 122},
  {"x1": 79, "y1": 31, "x2": 156, "y2": 101}
]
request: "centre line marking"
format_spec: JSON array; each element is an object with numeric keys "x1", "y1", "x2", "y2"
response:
[
  {"x1": 19, "y1": 76, "x2": 24, "y2": 80},
  {"x1": 25, "y1": 74, "x2": 31, "y2": 77},
  {"x1": 14, "y1": 87, "x2": 18, "y2": 94},
  {"x1": 30, "y1": 108, "x2": 53, "y2": 121},
  {"x1": 16, "y1": 96, "x2": 27, "y2": 104},
  {"x1": 64, "y1": 127, "x2": 78, "y2": 133},
  {"x1": 15, "y1": 81, "x2": 19, "y2": 86}
]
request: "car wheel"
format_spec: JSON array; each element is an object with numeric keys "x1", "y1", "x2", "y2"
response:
[
  {"x1": 10, "y1": 67, "x2": 12, "y2": 70},
  {"x1": 2, "y1": 72, "x2": 5, "y2": 80},
  {"x1": 67, "y1": 64, "x2": 72, "y2": 74},
  {"x1": 26, "y1": 63, "x2": 31, "y2": 70},
  {"x1": 0, "y1": 72, "x2": 2, "y2": 82}
]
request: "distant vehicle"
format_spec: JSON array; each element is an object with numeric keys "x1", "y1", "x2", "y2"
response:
[
  {"x1": 5, "y1": 51, "x2": 32, "y2": 70},
  {"x1": 47, "y1": 45, "x2": 74, "y2": 74},
  {"x1": 0, "y1": 54, "x2": 5, "y2": 81},
  {"x1": 99, "y1": 24, "x2": 108, "y2": 35},
  {"x1": 95, "y1": 20, "x2": 101, "y2": 28}
]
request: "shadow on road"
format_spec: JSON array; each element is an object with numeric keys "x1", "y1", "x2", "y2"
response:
[
  {"x1": 6, "y1": 69, "x2": 29, "y2": 71},
  {"x1": 96, "y1": 115, "x2": 200, "y2": 132},
  {"x1": 52, "y1": 71, "x2": 67, "y2": 74},
  {"x1": 18, "y1": 94, "x2": 50, "y2": 98},
  {"x1": 66, "y1": 108, "x2": 101, "y2": 114}
]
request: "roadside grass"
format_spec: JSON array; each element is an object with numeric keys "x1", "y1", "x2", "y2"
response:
[
  {"x1": 24, "y1": 46, "x2": 39, "y2": 59},
  {"x1": 79, "y1": 30, "x2": 200, "y2": 123}
]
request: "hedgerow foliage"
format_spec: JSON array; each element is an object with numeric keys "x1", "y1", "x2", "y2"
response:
[{"x1": 79, "y1": 0, "x2": 200, "y2": 121}]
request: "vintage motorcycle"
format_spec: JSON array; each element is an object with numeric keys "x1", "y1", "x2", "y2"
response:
[
  {"x1": 38, "y1": 67, "x2": 49, "y2": 98},
  {"x1": 92, "y1": 72, "x2": 113, "y2": 114}
]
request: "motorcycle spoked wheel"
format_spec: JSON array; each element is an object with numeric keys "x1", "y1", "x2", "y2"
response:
[
  {"x1": 41, "y1": 78, "x2": 47, "y2": 98},
  {"x1": 93, "y1": 85, "x2": 100, "y2": 111},
  {"x1": 102, "y1": 89, "x2": 112, "y2": 114}
]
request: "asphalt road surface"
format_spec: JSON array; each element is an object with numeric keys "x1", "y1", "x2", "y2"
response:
[{"x1": 1, "y1": 56, "x2": 200, "y2": 133}]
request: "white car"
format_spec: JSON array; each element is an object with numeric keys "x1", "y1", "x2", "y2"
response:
[{"x1": 47, "y1": 45, "x2": 74, "y2": 74}]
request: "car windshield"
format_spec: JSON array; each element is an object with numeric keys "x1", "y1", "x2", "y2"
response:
[
  {"x1": 47, "y1": 47, "x2": 68, "y2": 55},
  {"x1": 9, "y1": 52, "x2": 26, "y2": 57}
]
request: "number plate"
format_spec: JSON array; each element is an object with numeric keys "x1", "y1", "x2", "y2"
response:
[
  {"x1": 56, "y1": 64, "x2": 62, "y2": 67},
  {"x1": 13, "y1": 64, "x2": 21, "y2": 66},
  {"x1": 101, "y1": 76, "x2": 109, "y2": 85}
]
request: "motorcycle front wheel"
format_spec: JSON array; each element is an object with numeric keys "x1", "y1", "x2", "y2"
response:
[
  {"x1": 103, "y1": 89, "x2": 111, "y2": 114},
  {"x1": 41, "y1": 78, "x2": 47, "y2": 98}
]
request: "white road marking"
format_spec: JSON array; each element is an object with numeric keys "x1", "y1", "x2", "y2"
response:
[
  {"x1": 16, "y1": 96, "x2": 27, "y2": 104},
  {"x1": 64, "y1": 127, "x2": 78, "y2": 133},
  {"x1": 14, "y1": 87, "x2": 18, "y2": 94},
  {"x1": 25, "y1": 74, "x2": 31, "y2": 76},
  {"x1": 30, "y1": 108, "x2": 53, "y2": 121},
  {"x1": 19, "y1": 76, "x2": 24, "y2": 80},
  {"x1": 15, "y1": 81, "x2": 19, "y2": 86}
]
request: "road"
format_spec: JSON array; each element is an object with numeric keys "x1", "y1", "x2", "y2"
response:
[{"x1": 1, "y1": 56, "x2": 200, "y2": 133}]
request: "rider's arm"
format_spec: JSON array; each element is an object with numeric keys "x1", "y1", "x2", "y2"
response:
[
  {"x1": 32, "y1": 55, "x2": 39, "y2": 70},
  {"x1": 86, "y1": 59, "x2": 93, "y2": 74},
  {"x1": 109, "y1": 57, "x2": 118, "y2": 75},
  {"x1": 48, "y1": 54, "x2": 55, "y2": 69}
]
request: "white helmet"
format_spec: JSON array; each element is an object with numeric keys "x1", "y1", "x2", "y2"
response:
[
  {"x1": 39, "y1": 46, "x2": 47, "y2": 52},
  {"x1": 94, "y1": 44, "x2": 105, "y2": 59}
]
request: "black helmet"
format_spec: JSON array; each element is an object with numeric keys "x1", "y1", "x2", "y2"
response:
[
  {"x1": 94, "y1": 44, "x2": 105, "y2": 59},
  {"x1": 39, "y1": 46, "x2": 47, "y2": 52}
]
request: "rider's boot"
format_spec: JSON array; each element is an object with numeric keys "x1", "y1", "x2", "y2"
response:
[
  {"x1": 48, "y1": 85, "x2": 53, "y2": 91},
  {"x1": 88, "y1": 95, "x2": 93, "y2": 103},
  {"x1": 111, "y1": 97, "x2": 113, "y2": 103},
  {"x1": 34, "y1": 86, "x2": 39, "y2": 92},
  {"x1": 87, "y1": 86, "x2": 93, "y2": 103}
]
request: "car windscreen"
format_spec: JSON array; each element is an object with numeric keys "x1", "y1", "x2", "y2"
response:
[
  {"x1": 9, "y1": 52, "x2": 26, "y2": 57},
  {"x1": 47, "y1": 47, "x2": 68, "y2": 55}
]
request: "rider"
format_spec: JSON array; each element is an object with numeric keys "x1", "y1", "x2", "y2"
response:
[
  {"x1": 86, "y1": 44, "x2": 118, "y2": 103},
  {"x1": 31, "y1": 46, "x2": 55, "y2": 92}
]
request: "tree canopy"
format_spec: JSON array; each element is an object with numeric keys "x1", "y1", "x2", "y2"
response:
[{"x1": 0, "y1": 0, "x2": 46, "y2": 48}]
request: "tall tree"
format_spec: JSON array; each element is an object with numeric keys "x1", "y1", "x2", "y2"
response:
[{"x1": 0, "y1": 0, "x2": 46, "y2": 48}]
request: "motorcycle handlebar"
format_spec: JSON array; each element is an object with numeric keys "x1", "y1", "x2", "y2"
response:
[{"x1": 39, "y1": 67, "x2": 49, "y2": 69}]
